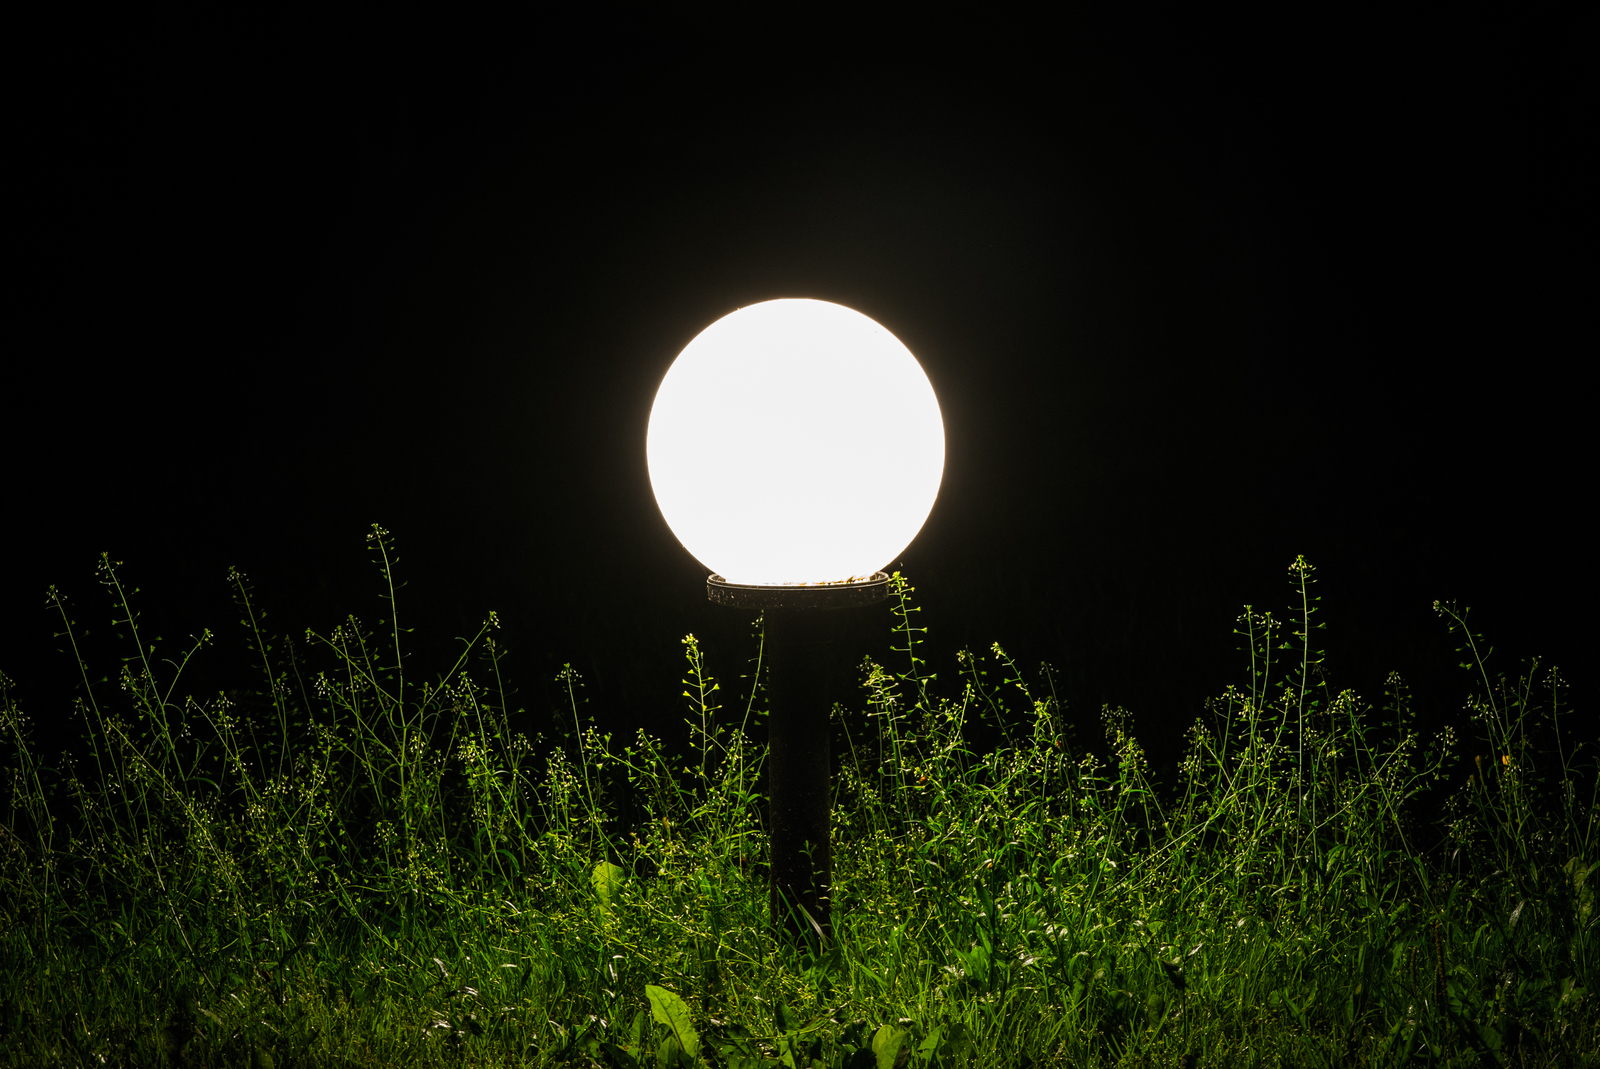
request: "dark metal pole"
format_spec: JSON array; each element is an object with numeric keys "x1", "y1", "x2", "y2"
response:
[
  {"x1": 764, "y1": 606, "x2": 836, "y2": 942},
  {"x1": 707, "y1": 573, "x2": 889, "y2": 945}
]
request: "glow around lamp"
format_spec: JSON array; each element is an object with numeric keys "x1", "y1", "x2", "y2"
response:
[{"x1": 647, "y1": 298, "x2": 944, "y2": 942}]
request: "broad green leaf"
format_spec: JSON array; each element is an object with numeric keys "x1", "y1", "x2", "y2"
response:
[
  {"x1": 645, "y1": 984, "x2": 700, "y2": 1060},
  {"x1": 625, "y1": 1009, "x2": 648, "y2": 1058},
  {"x1": 592, "y1": 861, "x2": 626, "y2": 907},
  {"x1": 871, "y1": 1024, "x2": 906, "y2": 1069}
]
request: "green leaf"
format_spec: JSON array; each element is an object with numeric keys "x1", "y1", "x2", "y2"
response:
[
  {"x1": 871, "y1": 1024, "x2": 906, "y2": 1069},
  {"x1": 645, "y1": 984, "x2": 700, "y2": 1061},
  {"x1": 593, "y1": 861, "x2": 626, "y2": 907},
  {"x1": 627, "y1": 1009, "x2": 648, "y2": 1055}
]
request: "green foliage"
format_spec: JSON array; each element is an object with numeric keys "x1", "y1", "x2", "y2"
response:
[
  {"x1": 0, "y1": 534, "x2": 1595, "y2": 1066},
  {"x1": 646, "y1": 984, "x2": 700, "y2": 1062}
]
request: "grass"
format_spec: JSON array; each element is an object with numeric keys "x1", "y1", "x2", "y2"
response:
[{"x1": 2, "y1": 527, "x2": 1595, "y2": 1067}]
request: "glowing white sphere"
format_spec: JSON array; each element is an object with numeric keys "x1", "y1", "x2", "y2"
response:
[{"x1": 647, "y1": 298, "x2": 944, "y2": 586}]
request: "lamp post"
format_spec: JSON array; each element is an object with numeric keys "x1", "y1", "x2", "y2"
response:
[{"x1": 646, "y1": 298, "x2": 944, "y2": 942}]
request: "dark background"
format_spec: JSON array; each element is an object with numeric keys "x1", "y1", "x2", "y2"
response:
[{"x1": 6, "y1": 10, "x2": 1587, "y2": 774}]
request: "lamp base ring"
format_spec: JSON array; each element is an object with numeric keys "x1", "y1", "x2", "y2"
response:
[{"x1": 706, "y1": 572, "x2": 892, "y2": 611}]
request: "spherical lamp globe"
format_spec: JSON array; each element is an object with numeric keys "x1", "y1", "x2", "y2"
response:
[{"x1": 647, "y1": 298, "x2": 944, "y2": 586}]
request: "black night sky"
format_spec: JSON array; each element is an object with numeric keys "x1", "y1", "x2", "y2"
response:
[{"x1": 7, "y1": 11, "x2": 1587, "y2": 775}]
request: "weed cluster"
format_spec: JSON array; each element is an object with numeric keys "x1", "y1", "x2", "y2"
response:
[{"x1": 1, "y1": 531, "x2": 1594, "y2": 1066}]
